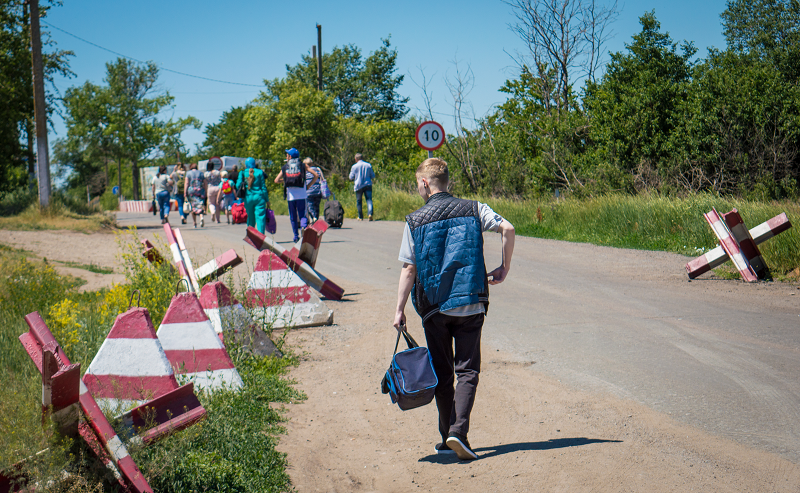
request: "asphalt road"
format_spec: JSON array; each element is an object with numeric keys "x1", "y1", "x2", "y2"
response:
[{"x1": 122, "y1": 211, "x2": 800, "y2": 463}]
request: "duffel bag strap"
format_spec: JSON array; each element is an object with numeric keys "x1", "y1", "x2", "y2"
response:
[{"x1": 394, "y1": 324, "x2": 419, "y2": 355}]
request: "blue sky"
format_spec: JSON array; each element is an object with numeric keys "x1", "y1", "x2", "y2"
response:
[{"x1": 44, "y1": 0, "x2": 728, "y2": 157}]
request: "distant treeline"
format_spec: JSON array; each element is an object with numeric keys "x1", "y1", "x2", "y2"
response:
[{"x1": 6, "y1": 1, "x2": 798, "y2": 203}]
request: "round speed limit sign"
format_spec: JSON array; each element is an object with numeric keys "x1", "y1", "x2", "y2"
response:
[{"x1": 415, "y1": 121, "x2": 446, "y2": 151}]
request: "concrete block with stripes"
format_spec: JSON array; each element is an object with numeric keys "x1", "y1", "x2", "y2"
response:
[
  {"x1": 686, "y1": 210, "x2": 792, "y2": 281},
  {"x1": 19, "y1": 312, "x2": 153, "y2": 493},
  {"x1": 245, "y1": 250, "x2": 333, "y2": 329},
  {"x1": 244, "y1": 226, "x2": 344, "y2": 300},
  {"x1": 156, "y1": 292, "x2": 244, "y2": 392},
  {"x1": 288, "y1": 218, "x2": 329, "y2": 268},
  {"x1": 82, "y1": 307, "x2": 180, "y2": 414},
  {"x1": 200, "y1": 281, "x2": 280, "y2": 357}
]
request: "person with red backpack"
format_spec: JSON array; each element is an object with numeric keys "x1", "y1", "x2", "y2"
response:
[{"x1": 220, "y1": 170, "x2": 236, "y2": 224}]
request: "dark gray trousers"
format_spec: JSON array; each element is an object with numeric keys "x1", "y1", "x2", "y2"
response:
[{"x1": 422, "y1": 312, "x2": 484, "y2": 443}]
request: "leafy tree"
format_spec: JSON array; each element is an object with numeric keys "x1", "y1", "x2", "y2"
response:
[
  {"x1": 202, "y1": 105, "x2": 251, "y2": 158},
  {"x1": 245, "y1": 81, "x2": 336, "y2": 166},
  {"x1": 55, "y1": 58, "x2": 199, "y2": 199},
  {"x1": 686, "y1": 49, "x2": 800, "y2": 195},
  {"x1": 285, "y1": 38, "x2": 408, "y2": 121},
  {"x1": 0, "y1": 0, "x2": 72, "y2": 193},
  {"x1": 584, "y1": 11, "x2": 696, "y2": 190},
  {"x1": 722, "y1": 0, "x2": 800, "y2": 80}
]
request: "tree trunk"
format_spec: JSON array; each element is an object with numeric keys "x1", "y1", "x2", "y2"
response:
[{"x1": 26, "y1": 118, "x2": 35, "y2": 191}]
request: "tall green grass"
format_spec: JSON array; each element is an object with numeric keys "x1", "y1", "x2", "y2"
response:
[
  {"x1": 308, "y1": 184, "x2": 800, "y2": 277},
  {"x1": 0, "y1": 231, "x2": 302, "y2": 491}
]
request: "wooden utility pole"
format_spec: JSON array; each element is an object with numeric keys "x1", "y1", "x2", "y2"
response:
[
  {"x1": 316, "y1": 24, "x2": 323, "y2": 90},
  {"x1": 23, "y1": 2, "x2": 36, "y2": 191},
  {"x1": 28, "y1": 0, "x2": 50, "y2": 207}
]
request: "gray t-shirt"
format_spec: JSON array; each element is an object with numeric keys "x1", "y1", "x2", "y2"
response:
[
  {"x1": 398, "y1": 202, "x2": 504, "y2": 317},
  {"x1": 151, "y1": 174, "x2": 172, "y2": 194}
]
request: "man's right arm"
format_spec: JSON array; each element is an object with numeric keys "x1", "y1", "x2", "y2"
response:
[{"x1": 394, "y1": 263, "x2": 416, "y2": 331}]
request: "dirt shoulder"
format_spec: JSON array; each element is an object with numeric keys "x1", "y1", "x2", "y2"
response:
[{"x1": 278, "y1": 280, "x2": 800, "y2": 492}]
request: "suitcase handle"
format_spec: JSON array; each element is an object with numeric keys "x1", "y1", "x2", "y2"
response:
[{"x1": 393, "y1": 324, "x2": 419, "y2": 355}]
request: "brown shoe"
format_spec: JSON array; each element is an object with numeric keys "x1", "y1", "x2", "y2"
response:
[{"x1": 368, "y1": 214, "x2": 373, "y2": 221}]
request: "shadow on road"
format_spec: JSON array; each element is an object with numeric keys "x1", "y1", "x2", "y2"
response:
[{"x1": 418, "y1": 437, "x2": 622, "y2": 463}]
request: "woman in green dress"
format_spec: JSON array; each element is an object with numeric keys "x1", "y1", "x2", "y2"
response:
[{"x1": 236, "y1": 157, "x2": 270, "y2": 233}]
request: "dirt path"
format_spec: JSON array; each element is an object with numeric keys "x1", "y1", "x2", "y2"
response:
[{"x1": 279, "y1": 280, "x2": 800, "y2": 492}]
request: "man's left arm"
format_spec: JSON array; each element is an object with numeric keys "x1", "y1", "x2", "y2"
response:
[{"x1": 488, "y1": 219, "x2": 515, "y2": 285}]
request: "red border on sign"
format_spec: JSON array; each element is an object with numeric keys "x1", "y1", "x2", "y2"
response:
[{"x1": 415, "y1": 121, "x2": 446, "y2": 151}]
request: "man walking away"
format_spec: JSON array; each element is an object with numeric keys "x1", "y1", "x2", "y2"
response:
[
  {"x1": 393, "y1": 158, "x2": 515, "y2": 461},
  {"x1": 275, "y1": 148, "x2": 318, "y2": 242},
  {"x1": 349, "y1": 153, "x2": 374, "y2": 221}
]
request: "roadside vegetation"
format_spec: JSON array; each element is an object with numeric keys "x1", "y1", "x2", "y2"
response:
[
  {"x1": 0, "y1": 189, "x2": 115, "y2": 233},
  {"x1": 317, "y1": 184, "x2": 800, "y2": 279},
  {"x1": 0, "y1": 230, "x2": 301, "y2": 492}
]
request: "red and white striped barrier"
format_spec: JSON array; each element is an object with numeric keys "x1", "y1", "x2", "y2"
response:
[
  {"x1": 703, "y1": 208, "x2": 759, "y2": 282},
  {"x1": 200, "y1": 281, "x2": 280, "y2": 356},
  {"x1": 120, "y1": 382, "x2": 206, "y2": 445},
  {"x1": 287, "y1": 219, "x2": 328, "y2": 268},
  {"x1": 156, "y1": 292, "x2": 243, "y2": 391},
  {"x1": 245, "y1": 250, "x2": 333, "y2": 328},
  {"x1": 173, "y1": 227, "x2": 200, "y2": 293},
  {"x1": 82, "y1": 307, "x2": 180, "y2": 414},
  {"x1": 41, "y1": 342, "x2": 81, "y2": 436},
  {"x1": 244, "y1": 226, "x2": 344, "y2": 300},
  {"x1": 19, "y1": 312, "x2": 153, "y2": 493},
  {"x1": 162, "y1": 224, "x2": 195, "y2": 293},
  {"x1": 119, "y1": 200, "x2": 153, "y2": 213},
  {"x1": 686, "y1": 211, "x2": 791, "y2": 279},
  {"x1": 141, "y1": 239, "x2": 167, "y2": 265},
  {"x1": 194, "y1": 249, "x2": 243, "y2": 281}
]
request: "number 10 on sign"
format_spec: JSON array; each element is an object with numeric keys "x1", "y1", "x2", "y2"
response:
[{"x1": 415, "y1": 121, "x2": 446, "y2": 156}]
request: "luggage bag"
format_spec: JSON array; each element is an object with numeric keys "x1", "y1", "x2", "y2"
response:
[
  {"x1": 324, "y1": 192, "x2": 345, "y2": 228},
  {"x1": 381, "y1": 328, "x2": 438, "y2": 411}
]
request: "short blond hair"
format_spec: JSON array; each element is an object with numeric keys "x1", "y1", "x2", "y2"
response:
[
  {"x1": 303, "y1": 157, "x2": 314, "y2": 165},
  {"x1": 416, "y1": 158, "x2": 449, "y2": 187}
]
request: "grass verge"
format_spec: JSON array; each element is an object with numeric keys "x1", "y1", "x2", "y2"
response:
[
  {"x1": 305, "y1": 184, "x2": 800, "y2": 278},
  {"x1": 0, "y1": 230, "x2": 302, "y2": 492},
  {"x1": 0, "y1": 192, "x2": 116, "y2": 233}
]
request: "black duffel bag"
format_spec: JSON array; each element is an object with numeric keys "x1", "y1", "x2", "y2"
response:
[{"x1": 381, "y1": 327, "x2": 438, "y2": 411}]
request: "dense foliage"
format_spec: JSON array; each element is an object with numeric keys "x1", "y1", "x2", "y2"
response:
[{"x1": 0, "y1": 0, "x2": 72, "y2": 194}]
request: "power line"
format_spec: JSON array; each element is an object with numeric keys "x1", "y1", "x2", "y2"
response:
[{"x1": 42, "y1": 21, "x2": 264, "y2": 88}]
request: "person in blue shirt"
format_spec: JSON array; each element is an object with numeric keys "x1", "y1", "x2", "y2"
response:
[
  {"x1": 393, "y1": 158, "x2": 516, "y2": 461},
  {"x1": 349, "y1": 153, "x2": 375, "y2": 221},
  {"x1": 236, "y1": 157, "x2": 270, "y2": 234}
]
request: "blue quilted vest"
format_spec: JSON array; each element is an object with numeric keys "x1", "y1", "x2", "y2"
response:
[{"x1": 406, "y1": 192, "x2": 489, "y2": 322}]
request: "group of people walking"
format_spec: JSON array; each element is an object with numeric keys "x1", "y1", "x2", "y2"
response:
[
  {"x1": 151, "y1": 150, "x2": 375, "y2": 240},
  {"x1": 151, "y1": 158, "x2": 240, "y2": 228}
]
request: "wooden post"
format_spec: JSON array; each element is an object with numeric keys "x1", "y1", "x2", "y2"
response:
[
  {"x1": 23, "y1": 2, "x2": 36, "y2": 191},
  {"x1": 316, "y1": 24, "x2": 323, "y2": 90},
  {"x1": 29, "y1": 0, "x2": 50, "y2": 207}
]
